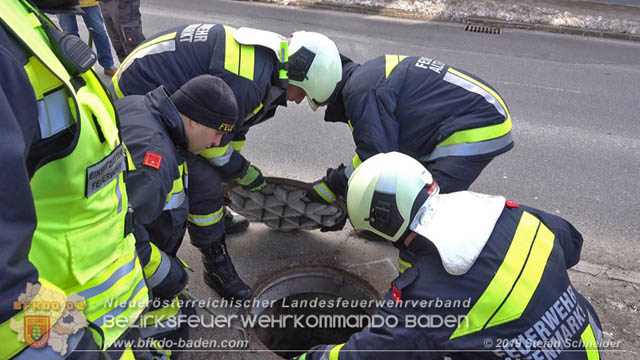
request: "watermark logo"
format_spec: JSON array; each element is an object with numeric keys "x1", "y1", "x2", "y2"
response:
[
  {"x1": 10, "y1": 283, "x2": 88, "y2": 355},
  {"x1": 24, "y1": 315, "x2": 50, "y2": 348}
]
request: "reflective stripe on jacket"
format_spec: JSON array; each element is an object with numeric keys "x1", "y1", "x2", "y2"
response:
[
  {"x1": 325, "y1": 54, "x2": 513, "y2": 173},
  {"x1": 300, "y1": 204, "x2": 602, "y2": 359}
]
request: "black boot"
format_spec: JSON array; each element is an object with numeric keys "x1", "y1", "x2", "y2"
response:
[
  {"x1": 201, "y1": 242, "x2": 252, "y2": 300},
  {"x1": 224, "y1": 208, "x2": 249, "y2": 235}
]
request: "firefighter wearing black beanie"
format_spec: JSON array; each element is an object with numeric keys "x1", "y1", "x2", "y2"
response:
[{"x1": 171, "y1": 74, "x2": 237, "y2": 132}]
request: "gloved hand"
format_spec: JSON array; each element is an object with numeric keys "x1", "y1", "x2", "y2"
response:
[
  {"x1": 306, "y1": 179, "x2": 337, "y2": 205},
  {"x1": 235, "y1": 164, "x2": 267, "y2": 191},
  {"x1": 151, "y1": 256, "x2": 188, "y2": 301}
]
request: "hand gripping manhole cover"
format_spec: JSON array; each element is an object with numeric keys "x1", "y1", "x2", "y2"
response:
[{"x1": 225, "y1": 177, "x2": 347, "y2": 231}]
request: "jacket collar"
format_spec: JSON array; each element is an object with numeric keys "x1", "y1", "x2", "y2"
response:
[{"x1": 145, "y1": 86, "x2": 188, "y2": 149}]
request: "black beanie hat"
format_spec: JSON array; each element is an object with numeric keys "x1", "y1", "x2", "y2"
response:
[{"x1": 170, "y1": 75, "x2": 237, "y2": 132}]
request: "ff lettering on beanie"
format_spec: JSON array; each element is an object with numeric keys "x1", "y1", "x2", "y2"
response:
[{"x1": 170, "y1": 75, "x2": 238, "y2": 132}]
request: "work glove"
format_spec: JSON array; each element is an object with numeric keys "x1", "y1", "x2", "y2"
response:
[
  {"x1": 306, "y1": 179, "x2": 337, "y2": 205},
  {"x1": 235, "y1": 164, "x2": 267, "y2": 191},
  {"x1": 151, "y1": 256, "x2": 189, "y2": 301}
]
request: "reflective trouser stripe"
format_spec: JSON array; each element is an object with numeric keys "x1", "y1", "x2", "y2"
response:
[
  {"x1": 231, "y1": 140, "x2": 245, "y2": 152},
  {"x1": 113, "y1": 32, "x2": 178, "y2": 98},
  {"x1": 347, "y1": 120, "x2": 354, "y2": 132},
  {"x1": 146, "y1": 246, "x2": 171, "y2": 289},
  {"x1": 201, "y1": 143, "x2": 233, "y2": 166},
  {"x1": 398, "y1": 258, "x2": 412, "y2": 274},
  {"x1": 344, "y1": 154, "x2": 363, "y2": 179},
  {"x1": 581, "y1": 324, "x2": 601, "y2": 360},
  {"x1": 188, "y1": 207, "x2": 224, "y2": 226},
  {"x1": 385, "y1": 54, "x2": 408, "y2": 78},
  {"x1": 223, "y1": 25, "x2": 255, "y2": 80},
  {"x1": 424, "y1": 132, "x2": 513, "y2": 162},
  {"x1": 313, "y1": 183, "x2": 336, "y2": 203},
  {"x1": 450, "y1": 212, "x2": 554, "y2": 339}
]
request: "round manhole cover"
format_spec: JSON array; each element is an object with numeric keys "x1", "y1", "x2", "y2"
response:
[{"x1": 249, "y1": 266, "x2": 381, "y2": 358}]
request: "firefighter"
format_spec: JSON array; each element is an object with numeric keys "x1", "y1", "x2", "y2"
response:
[
  {"x1": 111, "y1": 24, "x2": 342, "y2": 300},
  {"x1": 297, "y1": 152, "x2": 603, "y2": 359},
  {"x1": 118, "y1": 74, "x2": 238, "y2": 357},
  {"x1": 0, "y1": 0, "x2": 149, "y2": 358},
  {"x1": 307, "y1": 54, "x2": 514, "y2": 212}
]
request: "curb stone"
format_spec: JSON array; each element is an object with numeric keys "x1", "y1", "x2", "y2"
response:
[
  {"x1": 570, "y1": 261, "x2": 640, "y2": 285},
  {"x1": 247, "y1": 0, "x2": 640, "y2": 42}
]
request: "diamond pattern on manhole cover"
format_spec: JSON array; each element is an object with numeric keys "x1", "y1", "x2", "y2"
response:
[{"x1": 225, "y1": 177, "x2": 346, "y2": 231}]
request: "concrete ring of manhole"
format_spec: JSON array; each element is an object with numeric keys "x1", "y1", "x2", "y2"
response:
[{"x1": 248, "y1": 266, "x2": 382, "y2": 359}]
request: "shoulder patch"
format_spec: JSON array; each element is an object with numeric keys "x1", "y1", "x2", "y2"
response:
[{"x1": 143, "y1": 151, "x2": 163, "y2": 169}]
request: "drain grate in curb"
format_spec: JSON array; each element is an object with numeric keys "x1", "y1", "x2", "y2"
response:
[{"x1": 465, "y1": 24, "x2": 501, "y2": 35}]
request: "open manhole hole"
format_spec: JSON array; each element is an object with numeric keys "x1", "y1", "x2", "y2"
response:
[{"x1": 249, "y1": 266, "x2": 381, "y2": 358}]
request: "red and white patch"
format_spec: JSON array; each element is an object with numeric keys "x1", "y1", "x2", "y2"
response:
[
  {"x1": 505, "y1": 200, "x2": 520, "y2": 208},
  {"x1": 392, "y1": 282, "x2": 402, "y2": 304},
  {"x1": 143, "y1": 151, "x2": 163, "y2": 169}
]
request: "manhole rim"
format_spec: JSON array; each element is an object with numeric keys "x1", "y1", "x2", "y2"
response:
[{"x1": 246, "y1": 265, "x2": 383, "y2": 358}]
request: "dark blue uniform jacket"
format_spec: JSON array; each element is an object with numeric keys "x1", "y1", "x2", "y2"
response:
[
  {"x1": 116, "y1": 23, "x2": 285, "y2": 180},
  {"x1": 117, "y1": 87, "x2": 189, "y2": 296},
  {"x1": 323, "y1": 56, "x2": 514, "y2": 195},
  {"x1": 302, "y1": 203, "x2": 603, "y2": 359}
]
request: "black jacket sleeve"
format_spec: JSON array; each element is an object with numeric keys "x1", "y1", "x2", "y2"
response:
[
  {"x1": 0, "y1": 39, "x2": 40, "y2": 323},
  {"x1": 521, "y1": 205, "x2": 584, "y2": 268}
]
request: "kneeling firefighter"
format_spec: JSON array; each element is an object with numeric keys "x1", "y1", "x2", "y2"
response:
[
  {"x1": 118, "y1": 75, "x2": 238, "y2": 357},
  {"x1": 297, "y1": 152, "x2": 603, "y2": 360}
]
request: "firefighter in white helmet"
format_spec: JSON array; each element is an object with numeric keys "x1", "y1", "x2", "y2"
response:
[{"x1": 297, "y1": 152, "x2": 603, "y2": 360}]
